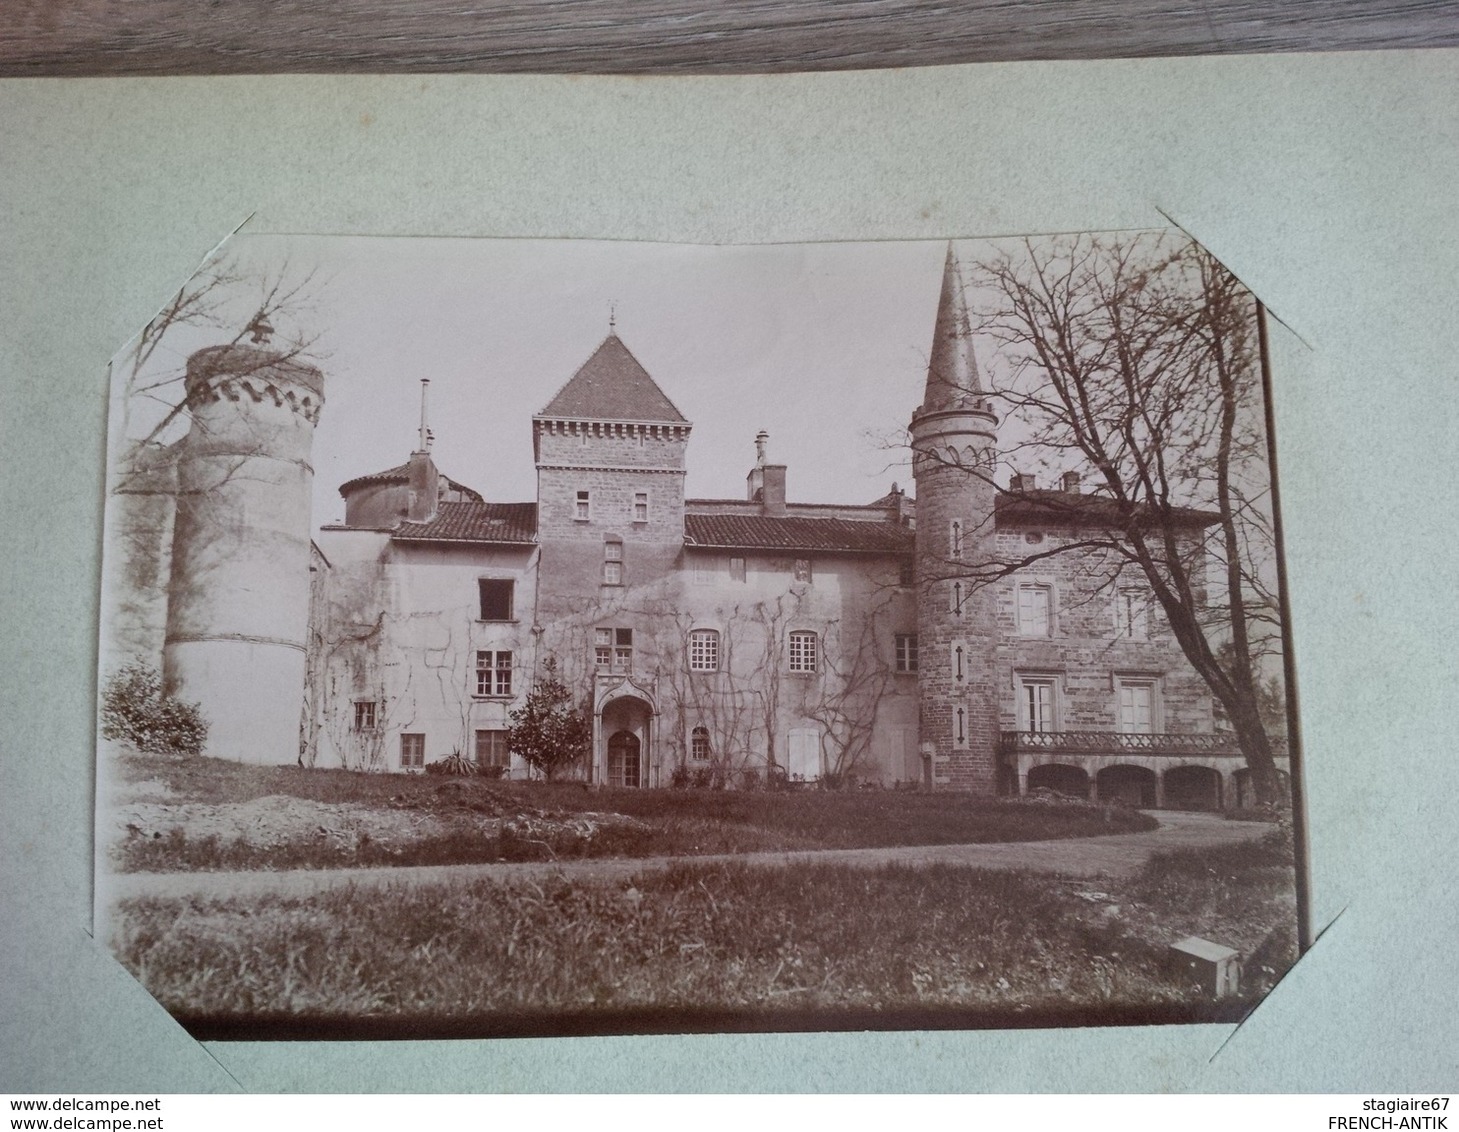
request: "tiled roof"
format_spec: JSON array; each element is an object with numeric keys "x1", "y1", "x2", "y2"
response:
[
  {"x1": 685, "y1": 513, "x2": 913, "y2": 555},
  {"x1": 996, "y1": 490, "x2": 1218, "y2": 528},
  {"x1": 338, "y1": 463, "x2": 484, "y2": 503},
  {"x1": 339, "y1": 462, "x2": 413, "y2": 492},
  {"x1": 393, "y1": 502, "x2": 537, "y2": 544},
  {"x1": 536, "y1": 334, "x2": 689, "y2": 424}
]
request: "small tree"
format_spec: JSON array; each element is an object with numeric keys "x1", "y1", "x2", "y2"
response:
[
  {"x1": 101, "y1": 662, "x2": 209, "y2": 756},
  {"x1": 506, "y1": 659, "x2": 591, "y2": 782}
]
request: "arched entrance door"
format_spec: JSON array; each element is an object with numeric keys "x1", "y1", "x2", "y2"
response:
[
  {"x1": 600, "y1": 691, "x2": 653, "y2": 787},
  {"x1": 607, "y1": 730, "x2": 641, "y2": 788},
  {"x1": 1096, "y1": 764, "x2": 1157, "y2": 808},
  {"x1": 1163, "y1": 765, "x2": 1222, "y2": 811},
  {"x1": 1026, "y1": 763, "x2": 1091, "y2": 799}
]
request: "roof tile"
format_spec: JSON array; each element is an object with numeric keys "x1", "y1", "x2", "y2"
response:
[
  {"x1": 536, "y1": 334, "x2": 688, "y2": 423},
  {"x1": 684, "y1": 513, "x2": 913, "y2": 555},
  {"x1": 393, "y1": 501, "x2": 537, "y2": 545}
]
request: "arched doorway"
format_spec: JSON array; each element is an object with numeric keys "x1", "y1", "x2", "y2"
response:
[
  {"x1": 1164, "y1": 765, "x2": 1223, "y2": 810},
  {"x1": 1096, "y1": 764, "x2": 1157, "y2": 808},
  {"x1": 599, "y1": 692, "x2": 653, "y2": 788},
  {"x1": 607, "y1": 730, "x2": 641, "y2": 788},
  {"x1": 1026, "y1": 763, "x2": 1090, "y2": 799}
]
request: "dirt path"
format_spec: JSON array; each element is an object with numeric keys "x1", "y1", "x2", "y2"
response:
[{"x1": 102, "y1": 810, "x2": 1271, "y2": 905}]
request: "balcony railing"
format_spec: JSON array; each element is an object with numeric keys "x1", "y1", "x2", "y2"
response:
[{"x1": 999, "y1": 730, "x2": 1286, "y2": 757}]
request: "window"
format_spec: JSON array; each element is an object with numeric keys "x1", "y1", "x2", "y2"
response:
[
  {"x1": 575, "y1": 490, "x2": 590, "y2": 521},
  {"x1": 690, "y1": 725, "x2": 711, "y2": 762},
  {"x1": 1116, "y1": 677, "x2": 1158, "y2": 734},
  {"x1": 400, "y1": 732, "x2": 425, "y2": 769},
  {"x1": 898, "y1": 559, "x2": 915, "y2": 588},
  {"x1": 603, "y1": 540, "x2": 623, "y2": 585},
  {"x1": 788, "y1": 630, "x2": 818, "y2": 673},
  {"x1": 693, "y1": 557, "x2": 717, "y2": 585},
  {"x1": 475, "y1": 650, "x2": 513, "y2": 697},
  {"x1": 1017, "y1": 583, "x2": 1053, "y2": 636},
  {"x1": 353, "y1": 701, "x2": 377, "y2": 731},
  {"x1": 1117, "y1": 588, "x2": 1149, "y2": 639},
  {"x1": 633, "y1": 492, "x2": 649, "y2": 522},
  {"x1": 729, "y1": 556, "x2": 747, "y2": 583},
  {"x1": 895, "y1": 633, "x2": 919, "y2": 673},
  {"x1": 474, "y1": 728, "x2": 510, "y2": 770},
  {"x1": 793, "y1": 559, "x2": 813, "y2": 583},
  {"x1": 596, "y1": 627, "x2": 633, "y2": 672},
  {"x1": 478, "y1": 578, "x2": 514, "y2": 621},
  {"x1": 1018, "y1": 676, "x2": 1057, "y2": 733},
  {"x1": 689, "y1": 629, "x2": 720, "y2": 672}
]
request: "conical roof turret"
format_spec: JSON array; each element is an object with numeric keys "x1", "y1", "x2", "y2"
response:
[{"x1": 919, "y1": 244, "x2": 984, "y2": 414}]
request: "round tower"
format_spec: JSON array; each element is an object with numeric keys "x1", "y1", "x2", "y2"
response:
[
  {"x1": 163, "y1": 343, "x2": 324, "y2": 764},
  {"x1": 911, "y1": 246, "x2": 1000, "y2": 792}
]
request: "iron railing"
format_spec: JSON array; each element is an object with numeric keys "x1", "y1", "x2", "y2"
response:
[{"x1": 999, "y1": 730, "x2": 1285, "y2": 757}]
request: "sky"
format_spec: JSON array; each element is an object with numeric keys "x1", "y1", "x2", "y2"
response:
[
  {"x1": 138, "y1": 235, "x2": 975, "y2": 532},
  {"x1": 112, "y1": 230, "x2": 1271, "y2": 541}
]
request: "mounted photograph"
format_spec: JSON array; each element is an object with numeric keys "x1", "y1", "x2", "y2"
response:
[{"x1": 94, "y1": 233, "x2": 1303, "y2": 1038}]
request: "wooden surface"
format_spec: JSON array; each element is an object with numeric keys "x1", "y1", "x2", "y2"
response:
[{"x1": 4, "y1": 0, "x2": 1457, "y2": 76}]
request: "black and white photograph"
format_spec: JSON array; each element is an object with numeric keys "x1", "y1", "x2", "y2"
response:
[{"x1": 94, "y1": 232, "x2": 1302, "y2": 1039}]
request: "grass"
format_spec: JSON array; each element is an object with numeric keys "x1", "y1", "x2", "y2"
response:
[
  {"x1": 114, "y1": 860, "x2": 1228, "y2": 1023},
  {"x1": 115, "y1": 752, "x2": 1159, "y2": 872},
  {"x1": 1123, "y1": 827, "x2": 1299, "y2": 989}
]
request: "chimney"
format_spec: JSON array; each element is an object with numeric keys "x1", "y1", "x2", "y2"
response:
[
  {"x1": 746, "y1": 429, "x2": 770, "y2": 502},
  {"x1": 1061, "y1": 471, "x2": 1081, "y2": 493},
  {"x1": 1010, "y1": 472, "x2": 1036, "y2": 492},
  {"x1": 761, "y1": 464, "x2": 787, "y2": 516},
  {"x1": 407, "y1": 449, "x2": 439, "y2": 522},
  {"x1": 407, "y1": 378, "x2": 439, "y2": 522}
]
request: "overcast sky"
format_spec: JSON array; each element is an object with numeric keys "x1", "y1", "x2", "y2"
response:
[{"x1": 127, "y1": 235, "x2": 993, "y2": 532}]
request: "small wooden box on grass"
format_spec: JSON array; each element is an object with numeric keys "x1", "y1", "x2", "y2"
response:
[{"x1": 1168, "y1": 936, "x2": 1241, "y2": 998}]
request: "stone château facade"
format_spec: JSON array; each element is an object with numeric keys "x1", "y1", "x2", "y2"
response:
[{"x1": 106, "y1": 247, "x2": 1285, "y2": 809}]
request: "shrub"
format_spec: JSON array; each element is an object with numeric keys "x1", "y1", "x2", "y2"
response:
[
  {"x1": 506, "y1": 659, "x2": 590, "y2": 782},
  {"x1": 736, "y1": 767, "x2": 763, "y2": 791},
  {"x1": 101, "y1": 662, "x2": 209, "y2": 756},
  {"x1": 669, "y1": 764, "x2": 692, "y2": 789},
  {"x1": 426, "y1": 751, "x2": 477, "y2": 776}
]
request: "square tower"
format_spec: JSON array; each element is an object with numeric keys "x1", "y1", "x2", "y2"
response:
[{"x1": 532, "y1": 333, "x2": 692, "y2": 608}]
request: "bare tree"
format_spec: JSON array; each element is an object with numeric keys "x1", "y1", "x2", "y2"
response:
[
  {"x1": 955, "y1": 232, "x2": 1286, "y2": 803},
  {"x1": 111, "y1": 250, "x2": 322, "y2": 492}
]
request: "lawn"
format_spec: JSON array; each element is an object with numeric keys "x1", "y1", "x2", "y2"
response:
[
  {"x1": 110, "y1": 829, "x2": 1297, "y2": 1034},
  {"x1": 111, "y1": 752, "x2": 1158, "y2": 872}
]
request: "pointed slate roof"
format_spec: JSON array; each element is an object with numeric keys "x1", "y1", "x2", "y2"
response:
[
  {"x1": 536, "y1": 334, "x2": 688, "y2": 424},
  {"x1": 921, "y1": 244, "x2": 985, "y2": 413}
]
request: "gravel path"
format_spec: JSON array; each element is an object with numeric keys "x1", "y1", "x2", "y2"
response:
[{"x1": 101, "y1": 810, "x2": 1272, "y2": 904}]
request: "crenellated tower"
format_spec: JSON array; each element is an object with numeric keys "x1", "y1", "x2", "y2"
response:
[
  {"x1": 910, "y1": 245, "x2": 1000, "y2": 792},
  {"x1": 163, "y1": 342, "x2": 324, "y2": 765}
]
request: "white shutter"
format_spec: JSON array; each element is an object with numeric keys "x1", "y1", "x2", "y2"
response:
[
  {"x1": 787, "y1": 728, "x2": 822, "y2": 781},
  {"x1": 1118, "y1": 682, "x2": 1154, "y2": 733}
]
